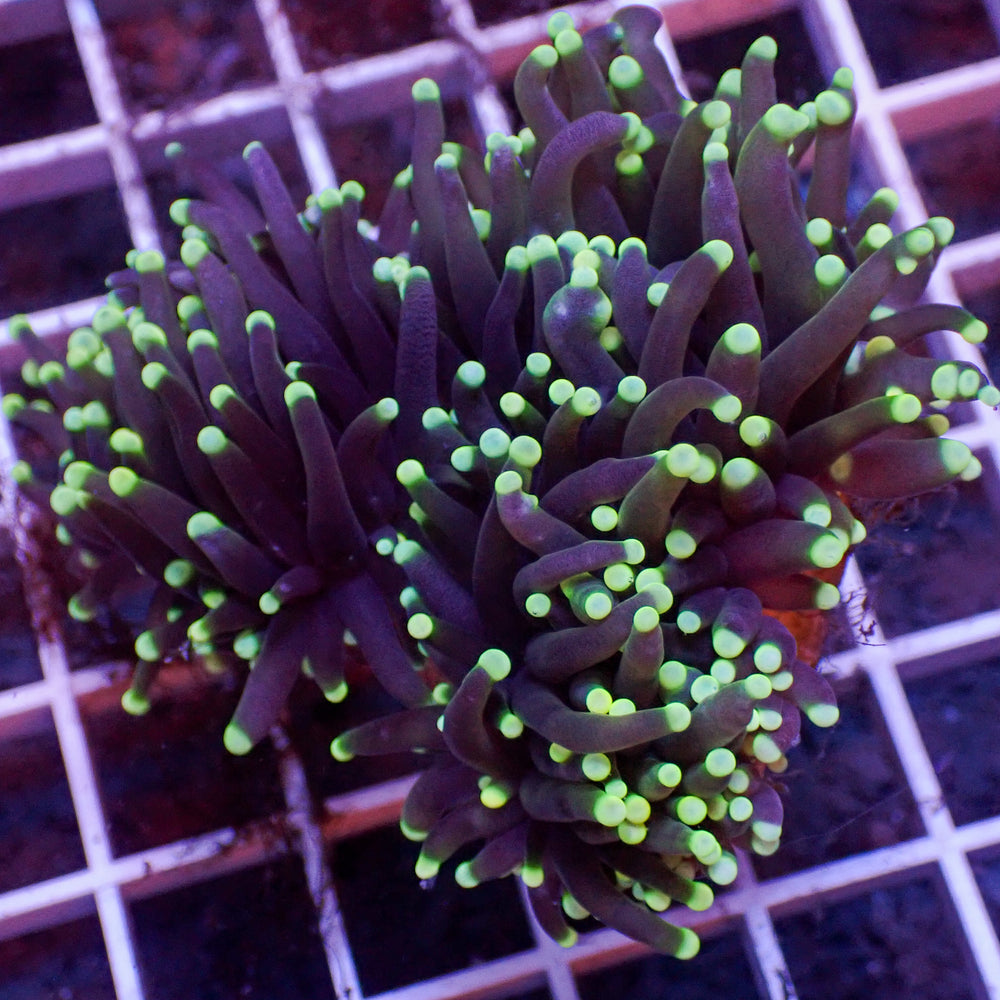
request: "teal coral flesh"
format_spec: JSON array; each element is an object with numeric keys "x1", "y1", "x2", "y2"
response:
[{"x1": 6, "y1": 6, "x2": 995, "y2": 958}]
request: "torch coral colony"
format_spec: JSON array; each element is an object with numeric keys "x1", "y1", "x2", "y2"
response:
[{"x1": 6, "y1": 7, "x2": 995, "y2": 958}]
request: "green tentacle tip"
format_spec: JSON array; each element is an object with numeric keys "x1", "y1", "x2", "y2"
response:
[
  {"x1": 415, "y1": 854, "x2": 440, "y2": 881},
  {"x1": 815, "y1": 89, "x2": 853, "y2": 126},
  {"x1": 903, "y1": 227, "x2": 935, "y2": 257},
  {"x1": 50, "y1": 485, "x2": 80, "y2": 516},
  {"x1": 433, "y1": 151, "x2": 458, "y2": 173},
  {"x1": 665, "y1": 529, "x2": 696, "y2": 559},
  {"x1": 963, "y1": 318, "x2": 988, "y2": 344},
  {"x1": 1, "y1": 394, "x2": 24, "y2": 418},
  {"x1": 806, "y1": 701, "x2": 840, "y2": 728},
  {"x1": 940, "y1": 439, "x2": 972, "y2": 474},
  {"x1": 711, "y1": 394, "x2": 742, "y2": 422},
  {"x1": 259, "y1": 591, "x2": 281, "y2": 616},
  {"x1": 529, "y1": 43, "x2": 558, "y2": 69},
  {"x1": 708, "y1": 853, "x2": 739, "y2": 887},
  {"x1": 546, "y1": 10, "x2": 574, "y2": 39},
  {"x1": 134, "y1": 249, "x2": 166, "y2": 274},
  {"x1": 926, "y1": 216, "x2": 955, "y2": 247},
  {"x1": 340, "y1": 179, "x2": 365, "y2": 202},
  {"x1": 134, "y1": 630, "x2": 160, "y2": 663},
  {"x1": 888, "y1": 393, "x2": 921, "y2": 423},
  {"x1": 374, "y1": 397, "x2": 399, "y2": 421},
  {"x1": 187, "y1": 510, "x2": 223, "y2": 539},
  {"x1": 110, "y1": 428, "x2": 144, "y2": 455},
  {"x1": 67, "y1": 593, "x2": 94, "y2": 622},
  {"x1": 284, "y1": 380, "x2": 315, "y2": 406},
  {"x1": 179, "y1": 238, "x2": 208, "y2": 269},
  {"x1": 815, "y1": 254, "x2": 847, "y2": 287},
  {"x1": 806, "y1": 217, "x2": 834, "y2": 246},
  {"x1": 169, "y1": 199, "x2": 193, "y2": 226},
  {"x1": 701, "y1": 99, "x2": 731, "y2": 131},
  {"x1": 703, "y1": 238, "x2": 734, "y2": 271},
  {"x1": 324, "y1": 681, "x2": 349, "y2": 704},
  {"x1": 457, "y1": 360, "x2": 486, "y2": 389},
  {"x1": 703, "y1": 140, "x2": 729, "y2": 164},
  {"x1": 242, "y1": 140, "x2": 264, "y2": 160},
  {"x1": 553, "y1": 27, "x2": 582, "y2": 57},
  {"x1": 412, "y1": 78, "x2": 440, "y2": 102},
  {"x1": 188, "y1": 328, "x2": 219, "y2": 352},
  {"x1": 509, "y1": 435, "x2": 543, "y2": 469},
  {"x1": 245, "y1": 310, "x2": 275, "y2": 332},
  {"x1": 744, "y1": 673, "x2": 773, "y2": 700},
  {"x1": 832, "y1": 66, "x2": 854, "y2": 89},
  {"x1": 139, "y1": 362, "x2": 166, "y2": 392},
  {"x1": 748, "y1": 35, "x2": 778, "y2": 60},
  {"x1": 633, "y1": 605, "x2": 660, "y2": 632},
  {"x1": 330, "y1": 736, "x2": 354, "y2": 762},
  {"x1": 8, "y1": 314, "x2": 32, "y2": 340},
  {"x1": 197, "y1": 426, "x2": 227, "y2": 456},
  {"x1": 121, "y1": 688, "x2": 151, "y2": 716},
  {"x1": 108, "y1": 466, "x2": 139, "y2": 497},
  {"x1": 762, "y1": 103, "x2": 810, "y2": 142},
  {"x1": 979, "y1": 385, "x2": 1000, "y2": 406},
  {"x1": 10, "y1": 460, "x2": 32, "y2": 485},
  {"x1": 223, "y1": 722, "x2": 253, "y2": 756},
  {"x1": 63, "y1": 461, "x2": 96, "y2": 490},
  {"x1": 480, "y1": 426, "x2": 512, "y2": 459},
  {"x1": 609, "y1": 54, "x2": 643, "y2": 89},
  {"x1": 454, "y1": 862, "x2": 479, "y2": 889},
  {"x1": 593, "y1": 793, "x2": 627, "y2": 828},
  {"x1": 809, "y1": 533, "x2": 846, "y2": 569},
  {"x1": 208, "y1": 384, "x2": 236, "y2": 411},
  {"x1": 723, "y1": 322, "x2": 760, "y2": 354}
]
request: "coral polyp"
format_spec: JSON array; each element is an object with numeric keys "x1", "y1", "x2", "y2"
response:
[{"x1": 6, "y1": 6, "x2": 994, "y2": 957}]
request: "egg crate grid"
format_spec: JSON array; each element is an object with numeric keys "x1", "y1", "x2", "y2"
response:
[{"x1": 1, "y1": 0, "x2": 1000, "y2": 997}]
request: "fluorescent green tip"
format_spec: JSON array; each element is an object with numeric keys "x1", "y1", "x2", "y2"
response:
[
  {"x1": 702, "y1": 239, "x2": 734, "y2": 272},
  {"x1": 121, "y1": 688, "x2": 151, "y2": 716},
  {"x1": 187, "y1": 511, "x2": 222, "y2": 539},
  {"x1": 748, "y1": 35, "x2": 778, "y2": 61},
  {"x1": 478, "y1": 647, "x2": 511, "y2": 681},
  {"x1": 940, "y1": 438, "x2": 972, "y2": 475},
  {"x1": 744, "y1": 673, "x2": 773, "y2": 700},
  {"x1": 676, "y1": 795, "x2": 708, "y2": 825},
  {"x1": 396, "y1": 458, "x2": 425, "y2": 488},
  {"x1": 330, "y1": 736, "x2": 354, "y2": 762},
  {"x1": 529, "y1": 43, "x2": 558, "y2": 69},
  {"x1": 816, "y1": 89, "x2": 852, "y2": 126},
  {"x1": 553, "y1": 27, "x2": 582, "y2": 57},
  {"x1": 701, "y1": 99, "x2": 731, "y2": 131},
  {"x1": 108, "y1": 466, "x2": 139, "y2": 498},
  {"x1": 134, "y1": 630, "x2": 160, "y2": 663},
  {"x1": 721, "y1": 456, "x2": 758, "y2": 489},
  {"x1": 197, "y1": 426, "x2": 227, "y2": 456},
  {"x1": 284, "y1": 380, "x2": 315, "y2": 406},
  {"x1": 415, "y1": 854, "x2": 440, "y2": 881},
  {"x1": 816, "y1": 254, "x2": 847, "y2": 287},
  {"x1": 593, "y1": 793, "x2": 627, "y2": 828},
  {"x1": 224, "y1": 722, "x2": 253, "y2": 756},
  {"x1": 246, "y1": 310, "x2": 275, "y2": 332},
  {"x1": 762, "y1": 103, "x2": 810, "y2": 142},
  {"x1": 809, "y1": 533, "x2": 846, "y2": 569},
  {"x1": 455, "y1": 862, "x2": 478, "y2": 889},
  {"x1": 609, "y1": 53, "x2": 643, "y2": 90},
  {"x1": 412, "y1": 78, "x2": 439, "y2": 102},
  {"x1": 134, "y1": 249, "x2": 165, "y2": 274}
]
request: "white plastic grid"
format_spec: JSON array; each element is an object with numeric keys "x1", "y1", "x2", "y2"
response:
[{"x1": 0, "y1": 0, "x2": 999, "y2": 997}]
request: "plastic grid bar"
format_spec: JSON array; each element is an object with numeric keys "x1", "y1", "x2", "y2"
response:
[{"x1": 0, "y1": 0, "x2": 999, "y2": 997}]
